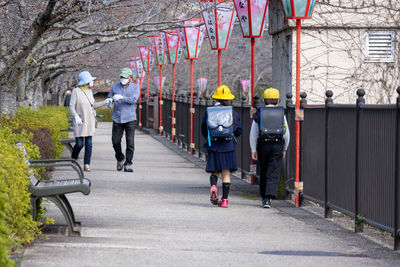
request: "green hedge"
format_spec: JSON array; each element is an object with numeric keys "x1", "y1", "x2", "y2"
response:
[
  {"x1": 95, "y1": 108, "x2": 113, "y2": 122},
  {"x1": 0, "y1": 192, "x2": 12, "y2": 267},
  {"x1": 0, "y1": 105, "x2": 69, "y2": 264}
]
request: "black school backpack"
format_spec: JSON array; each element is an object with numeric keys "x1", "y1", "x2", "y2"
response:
[
  {"x1": 256, "y1": 106, "x2": 285, "y2": 141},
  {"x1": 206, "y1": 106, "x2": 234, "y2": 145}
]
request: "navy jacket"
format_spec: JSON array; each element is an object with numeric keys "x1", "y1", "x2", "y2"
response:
[{"x1": 201, "y1": 109, "x2": 242, "y2": 152}]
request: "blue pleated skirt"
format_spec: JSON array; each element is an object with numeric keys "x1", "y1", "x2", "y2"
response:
[{"x1": 206, "y1": 150, "x2": 238, "y2": 173}]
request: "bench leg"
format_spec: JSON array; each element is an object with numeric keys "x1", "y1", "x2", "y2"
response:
[
  {"x1": 47, "y1": 196, "x2": 80, "y2": 235},
  {"x1": 67, "y1": 143, "x2": 74, "y2": 153},
  {"x1": 30, "y1": 197, "x2": 40, "y2": 221},
  {"x1": 59, "y1": 194, "x2": 81, "y2": 226}
]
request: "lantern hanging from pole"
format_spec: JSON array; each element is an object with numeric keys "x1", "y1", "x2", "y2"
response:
[
  {"x1": 149, "y1": 35, "x2": 168, "y2": 135},
  {"x1": 161, "y1": 29, "x2": 183, "y2": 144},
  {"x1": 129, "y1": 58, "x2": 138, "y2": 83},
  {"x1": 131, "y1": 56, "x2": 146, "y2": 130},
  {"x1": 197, "y1": 78, "x2": 208, "y2": 97},
  {"x1": 177, "y1": 18, "x2": 206, "y2": 60},
  {"x1": 149, "y1": 36, "x2": 168, "y2": 66},
  {"x1": 200, "y1": 0, "x2": 236, "y2": 50},
  {"x1": 154, "y1": 76, "x2": 166, "y2": 89},
  {"x1": 177, "y1": 18, "x2": 206, "y2": 154},
  {"x1": 233, "y1": 0, "x2": 269, "y2": 38},
  {"x1": 240, "y1": 79, "x2": 250, "y2": 96},
  {"x1": 281, "y1": 0, "x2": 316, "y2": 19},
  {"x1": 132, "y1": 56, "x2": 145, "y2": 80},
  {"x1": 280, "y1": 0, "x2": 316, "y2": 208},
  {"x1": 138, "y1": 46, "x2": 155, "y2": 73},
  {"x1": 138, "y1": 46, "x2": 154, "y2": 99},
  {"x1": 161, "y1": 30, "x2": 183, "y2": 65}
]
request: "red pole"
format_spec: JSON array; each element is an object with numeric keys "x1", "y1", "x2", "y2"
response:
[
  {"x1": 139, "y1": 79, "x2": 142, "y2": 131},
  {"x1": 218, "y1": 50, "x2": 222, "y2": 86},
  {"x1": 295, "y1": 19, "x2": 301, "y2": 207},
  {"x1": 146, "y1": 74, "x2": 150, "y2": 99},
  {"x1": 250, "y1": 37, "x2": 256, "y2": 184},
  {"x1": 159, "y1": 66, "x2": 163, "y2": 136},
  {"x1": 172, "y1": 64, "x2": 176, "y2": 143},
  {"x1": 251, "y1": 37, "x2": 255, "y2": 107},
  {"x1": 190, "y1": 59, "x2": 194, "y2": 155}
]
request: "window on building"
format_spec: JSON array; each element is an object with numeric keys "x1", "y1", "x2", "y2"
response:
[{"x1": 365, "y1": 31, "x2": 395, "y2": 63}]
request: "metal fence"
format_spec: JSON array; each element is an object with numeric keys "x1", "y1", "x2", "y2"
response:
[
  {"x1": 285, "y1": 89, "x2": 400, "y2": 250},
  {"x1": 141, "y1": 88, "x2": 400, "y2": 250}
]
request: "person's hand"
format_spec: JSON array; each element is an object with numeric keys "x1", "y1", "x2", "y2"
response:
[
  {"x1": 74, "y1": 115, "x2": 83, "y2": 125},
  {"x1": 282, "y1": 151, "x2": 286, "y2": 158},
  {"x1": 105, "y1": 98, "x2": 113, "y2": 104},
  {"x1": 251, "y1": 152, "x2": 258, "y2": 161},
  {"x1": 113, "y1": 94, "x2": 124, "y2": 101}
]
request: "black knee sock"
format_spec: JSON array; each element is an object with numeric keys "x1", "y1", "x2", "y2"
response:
[
  {"x1": 222, "y1": 183, "x2": 230, "y2": 199},
  {"x1": 210, "y1": 175, "x2": 218, "y2": 186}
]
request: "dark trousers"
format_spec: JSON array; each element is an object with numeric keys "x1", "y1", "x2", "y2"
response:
[
  {"x1": 112, "y1": 120, "x2": 136, "y2": 165},
  {"x1": 71, "y1": 136, "x2": 92, "y2": 165},
  {"x1": 257, "y1": 140, "x2": 284, "y2": 199}
]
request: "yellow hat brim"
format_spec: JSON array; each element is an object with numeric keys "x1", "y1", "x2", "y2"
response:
[{"x1": 212, "y1": 93, "x2": 235, "y2": 100}]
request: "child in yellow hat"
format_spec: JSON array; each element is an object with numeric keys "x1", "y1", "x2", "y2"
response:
[
  {"x1": 249, "y1": 88, "x2": 290, "y2": 208},
  {"x1": 201, "y1": 85, "x2": 242, "y2": 208}
]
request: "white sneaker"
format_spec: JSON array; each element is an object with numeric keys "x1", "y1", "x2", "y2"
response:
[{"x1": 84, "y1": 164, "x2": 91, "y2": 172}]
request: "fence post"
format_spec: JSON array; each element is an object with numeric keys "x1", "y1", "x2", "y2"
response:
[
  {"x1": 355, "y1": 88, "x2": 365, "y2": 233},
  {"x1": 394, "y1": 87, "x2": 400, "y2": 250},
  {"x1": 324, "y1": 90, "x2": 333, "y2": 218}
]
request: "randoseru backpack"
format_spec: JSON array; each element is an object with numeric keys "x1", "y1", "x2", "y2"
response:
[
  {"x1": 206, "y1": 106, "x2": 234, "y2": 146},
  {"x1": 257, "y1": 106, "x2": 285, "y2": 142}
]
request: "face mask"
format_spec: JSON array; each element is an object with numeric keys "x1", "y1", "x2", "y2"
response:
[
  {"x1": 120, "y1": 78, "x2": 129, "y2": 85},
  {"x1": 89, "y1": 81, "x2": 94, "y2": 87}
]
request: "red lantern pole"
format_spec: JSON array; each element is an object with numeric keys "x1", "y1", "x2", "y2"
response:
[
  {"x1": 172, "y1": 64, "x2": 176, "y2": 143},
  {"x1": 295, "y1": 19, "x2": 301, "y2": 207},
  {"x1": 190, "y1": 59, "x2": 194, "y2": 154},
  {"x1": 138, "y1": 78, "x2": 142, "y2": 130},
  {"x1": 251, "y1": 37, "x2": 255, "y2": 107},
  {"x1": 159, "y1": 66, "x2": 163, "y2": 136},
  {"x1": 146, "y1": 74, "x2": 150, "y2": 98},
  {"x1": 218, "y1": 50, "x2": 222, "y2": 86}
]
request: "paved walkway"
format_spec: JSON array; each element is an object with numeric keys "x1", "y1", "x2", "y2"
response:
[{"x1": 22, "y1": 122, "x2": 400, "y2": 266}]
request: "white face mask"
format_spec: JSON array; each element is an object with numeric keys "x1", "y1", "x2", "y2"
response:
[
  {"x1": 120, "y1": 78, "x2": 129, "y2": 85},
  {"x1": 89, "y1": 81, "x2": 94, "y2": 87}
]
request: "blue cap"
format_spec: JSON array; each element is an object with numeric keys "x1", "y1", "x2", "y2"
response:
[{"x1": 77, "y1": 71, "x2": 96, "y2": 86}]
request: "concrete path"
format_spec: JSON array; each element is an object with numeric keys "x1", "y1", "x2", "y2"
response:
[{"x1": 21, "y1": 122, "x2": 400, "y2": 266}]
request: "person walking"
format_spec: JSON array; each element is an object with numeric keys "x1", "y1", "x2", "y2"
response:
[
  {"x1": 108, "y1": 67, "x2": 140, "y2": 172},
  {"x1": 201, "y1": 85, "x2": 242, "y2": 208},
  {"x1": 249, "y1": 88, "x2": 290, "y2": 208},
  {"x1": 69, "y1": 71, "x2": 112, "y2": 172}
]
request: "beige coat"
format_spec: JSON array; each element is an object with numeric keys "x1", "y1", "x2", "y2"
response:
[{"x1": 69, "y1": 87, "x2": 106, "y2": 137}]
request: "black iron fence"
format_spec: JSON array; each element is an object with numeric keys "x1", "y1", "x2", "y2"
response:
[
  {"x1": 140, "y1": 88, "x2": 400, "y2": 250},
  {"x1": 285, "y1": 88, "x2": 400, "y2": 250}
]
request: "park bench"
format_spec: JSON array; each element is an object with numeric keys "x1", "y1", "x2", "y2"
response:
[
  {"x1": 16, "y1": 142, "x2": 91, "y2": 236},
  {"x1": 60, "y1": 114, "x2": 104, "y2": 152}
]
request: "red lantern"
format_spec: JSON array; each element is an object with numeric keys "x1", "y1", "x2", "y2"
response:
[
  {"x1": 161, "y1": 30, "x2": 183, "y2": 143},
  {"x1": 200, "y1": 0, "x2": 236, "y2": 86},
  {"x1": 281, "y1": 0, "x2": 316, "y2": 19},
  {"x1": 131, "y1": 56, "x2": 146, "y2": 130},
  {"x1": 280, "y1": 0, "x2": 316, "y2": 207},
  {"x1": 233, "y1": 0, "x2": 269, "y2": 108},
  {"x1": 149, "y1": 35, "x2": 168, "y2": 135},
  {"x1": 177, "y1": 18, "x2": 206, "y2": 154},
  {"x1": 138, "y1": 46, "x2": 155, "y2": 98}
]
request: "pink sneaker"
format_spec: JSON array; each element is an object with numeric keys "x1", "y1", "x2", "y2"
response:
[
  {"x1": 210, "y1": 185, "x2": 219, "y2": 205},
  {"x1": 218, "y1": 199, "x2": 228, "y2": 208}
]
